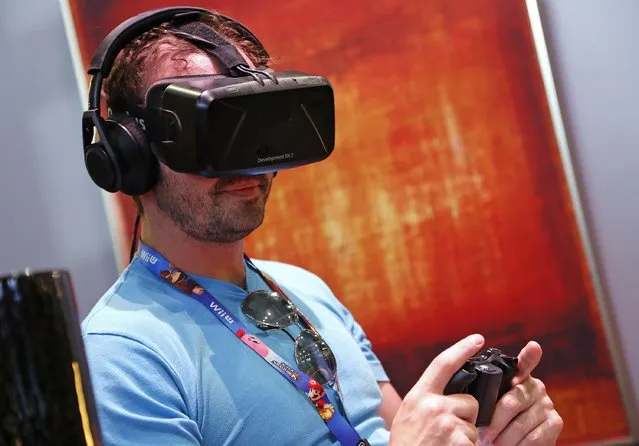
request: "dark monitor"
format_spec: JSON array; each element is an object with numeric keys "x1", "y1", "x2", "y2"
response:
[{"x1": 0, "y1": 270, "x2": 102, "y2": 446}]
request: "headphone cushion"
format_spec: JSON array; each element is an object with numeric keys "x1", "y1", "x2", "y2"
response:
[
  {"x1": 85, "y1": 142, "x2": 118, "y2": 192},
  {"x1": 103, "y1": 117, "x2": 158, "y2": 195}
]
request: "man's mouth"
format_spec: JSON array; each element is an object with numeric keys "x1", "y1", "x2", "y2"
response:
[
  {"x1": 215, "y1": 176, "x2": 267, "y2": 197},
  {"x1": 218, "y1": 179, "x2": 262, "y2": 192}
]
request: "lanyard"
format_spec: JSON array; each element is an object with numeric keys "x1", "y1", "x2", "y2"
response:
[{"x1": 137, "y1": 242, "x2": 369, "y2": 446}]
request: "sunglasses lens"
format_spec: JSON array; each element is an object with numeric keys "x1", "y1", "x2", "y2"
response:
[
  {"x1": 294, "y1": 330, "x2": 337, "y2": 386},
  {"x1": 241, "y1": 290, "x2": 298, "y2": 329}
]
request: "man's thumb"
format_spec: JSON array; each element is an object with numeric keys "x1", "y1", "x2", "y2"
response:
[{"x1": 417, "y1": 334, "x2": 485, "y2": 394}]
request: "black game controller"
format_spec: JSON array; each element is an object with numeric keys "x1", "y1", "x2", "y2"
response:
[{"x1": 444, "y1": 348, "x2": 518, "y2": 427}]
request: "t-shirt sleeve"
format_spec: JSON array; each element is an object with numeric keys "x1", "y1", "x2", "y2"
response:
[
  {"x1": 83, "y1": 333, "x2": 201, "y2": 446},
  {"x1": 292, "y1": 266, "x2": 390, "y2": 382},
  {"x1": 333, "y1": 300, "x2": 390, "y2": 382}
]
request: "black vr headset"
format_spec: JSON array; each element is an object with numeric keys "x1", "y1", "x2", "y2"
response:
[{"x1": 82, "y1": 7, "x2": 335, "y2": 196}]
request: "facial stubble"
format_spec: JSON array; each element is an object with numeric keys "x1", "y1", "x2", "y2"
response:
[{"x1": 155, "y1": 171, "x2": 272, "y2": 243}]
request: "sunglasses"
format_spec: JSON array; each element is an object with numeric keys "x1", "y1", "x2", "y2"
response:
[{"x1": 241, "y1": 290, "x2": 337, "y2": 386}]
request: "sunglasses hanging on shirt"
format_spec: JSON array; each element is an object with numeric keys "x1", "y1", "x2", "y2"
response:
[{"x1": 242, "y1": 290, "x2": 337, "y2": 386}]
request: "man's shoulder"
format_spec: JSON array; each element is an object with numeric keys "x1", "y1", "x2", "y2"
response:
[
  {"x1": 81, "y1": 260, "x2": 193, "y2": 342},
  {"x1": 249, "y1": 258, "x2": 348, "y2": 314},
  {"x1": 251, "y1": 259, "x2": 330, "y2": 292}
]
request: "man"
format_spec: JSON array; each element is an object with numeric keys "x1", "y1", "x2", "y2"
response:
[{"x1": 82, "y1": 9, "x2": 563, "y2": 446}]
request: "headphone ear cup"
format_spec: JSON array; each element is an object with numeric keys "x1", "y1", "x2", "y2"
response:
[
  {"x1": 103, "y1": 117, "x2": 158, "y2": 196},
  {"x1": 84, "y1": 140, "x2": 120, "y2": 192}
]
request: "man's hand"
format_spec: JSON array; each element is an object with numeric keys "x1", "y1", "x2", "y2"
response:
[
  {"x1": 483, "y1": 341, "x2": 563, "y2": 445},
  {"x1": 389, "y1": 334, "x2": 486, "y2": 446}
]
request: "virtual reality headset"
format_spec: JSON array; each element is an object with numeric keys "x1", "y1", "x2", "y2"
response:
[
  {"x1": 82, "y1": 7, "x2": 335, "y2": 195},
  {"x1": 128, "y1": 70, "x2": 334, "y2": 177}
]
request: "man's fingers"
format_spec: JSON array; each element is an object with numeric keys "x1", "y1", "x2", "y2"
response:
[
  {"x1": 457, "y1": 418, "x2": 480, "y2": 445},
  {"x1": 417, "y1": 334, "x2": 485, "y2": 394},
  {"x1": 486, "y1": 378, "x2": 541, "y2": 442},
  {"x1": 447, "y1": 393, "x2": 480, "y2": 424},
  {"x1": 493, "y1": 397, "x2": 546, "y2": 446},
  {"x1": 513, "y1": 341, "x2": 543, "y2": 385},
  {"x1": 518, "y1": 410, "x2": 564, "y2": 446}
]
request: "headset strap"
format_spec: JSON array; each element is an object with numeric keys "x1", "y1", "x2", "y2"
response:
[{"x1": 169, "y1": 21, "x2": 248, "y2": 75}]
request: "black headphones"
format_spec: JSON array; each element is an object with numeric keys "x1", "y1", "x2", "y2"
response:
[{"x1": 81, "y1": 7, "x2": 269, "y2": 196}]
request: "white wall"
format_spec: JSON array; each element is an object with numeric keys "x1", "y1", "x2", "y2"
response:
[
  {"x1": 539, "y1": 0, "x2": 639, "y2": 432},
  {"x1": 0, "y1": 0, "x2": 118, "y2": 319}
]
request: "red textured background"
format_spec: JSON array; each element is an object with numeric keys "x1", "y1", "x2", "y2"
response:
[{"x1": 67, "y1": 0, "x2": 632, "y2": 443}]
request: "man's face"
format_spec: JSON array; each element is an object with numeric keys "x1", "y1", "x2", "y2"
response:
[{"x1": 145, "y1": 50, "x2": 275, "y2": 243}]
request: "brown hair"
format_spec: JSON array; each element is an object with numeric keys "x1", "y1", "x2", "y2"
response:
[
  {"x1": 103, "y1": 11, "x2": 271, "y2": 212},
  {"x1": 105, "y1": 12, "x2": 270, "y2": 112}
]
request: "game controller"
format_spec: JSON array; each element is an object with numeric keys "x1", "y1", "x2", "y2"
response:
[{"x1": 444, "y1": 348, "x2": 518, "y2": 426}]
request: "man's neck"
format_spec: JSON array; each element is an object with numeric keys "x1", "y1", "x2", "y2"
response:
[{"x1": 139, "y1": 214, "x2": 247, "y2": 288}]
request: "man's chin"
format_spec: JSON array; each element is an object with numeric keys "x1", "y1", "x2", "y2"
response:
[
  {"x1": 205, "y1": 225, "x2": 262, "y2": 244},
  {"x1": 208, "y1": 213, "x2": 266, "y2": 243}
]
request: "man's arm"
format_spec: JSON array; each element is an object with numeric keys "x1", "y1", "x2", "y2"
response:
[
  {"x1": 378, "y1": 381, "x2": 403, "y2": 429},
  {"x1": 84, "y1": 333, "x2": 201, "y2": 445}
]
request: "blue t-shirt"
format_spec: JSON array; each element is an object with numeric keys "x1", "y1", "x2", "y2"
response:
[{"x1": 82, "y1": 256, "x2": 391, "y2": 445}]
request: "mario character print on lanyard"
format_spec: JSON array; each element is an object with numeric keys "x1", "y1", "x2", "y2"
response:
[{"x1": 307, "y1": 379, "x2": 336, "y2": 421}]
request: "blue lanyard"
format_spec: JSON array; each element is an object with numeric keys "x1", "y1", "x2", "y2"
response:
[{"x1": 137, "y1": 242, "x2": 369, "y2": 446}]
